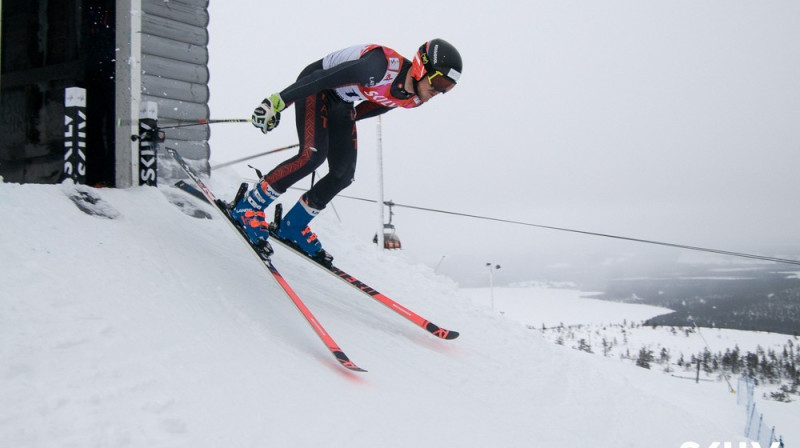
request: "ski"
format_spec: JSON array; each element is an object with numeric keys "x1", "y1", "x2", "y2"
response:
[
  {"x1": 167, "y1": 148, "x2": 366, "y2": 372},
  {"x1": 269, "y1": 204, "x2": 459, "y2": 340}
]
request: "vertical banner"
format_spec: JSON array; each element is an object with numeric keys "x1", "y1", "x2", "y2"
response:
[
  {"x1": 63, "y1": 87, "x2": 87, "y2": 184},
  {"x1": 138, "y1": 101, "x2": 158, "y2": 186}
]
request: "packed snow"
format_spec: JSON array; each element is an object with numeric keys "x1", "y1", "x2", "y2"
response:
[{"x1": 1, "y1": 177, "x2": 795, "y2": 447}]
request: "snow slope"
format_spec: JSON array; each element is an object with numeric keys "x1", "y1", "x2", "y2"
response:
[
  {"x1": 0, "y1": 179, "x2": 767, "y2": 447},
  {"x1": 462, "y1": 285, "x2": 797, "y2": 445}
]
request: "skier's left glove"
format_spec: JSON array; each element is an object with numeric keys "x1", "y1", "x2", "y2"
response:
[{"x1": 251, "y1": 93, "x2": 286, "y2": 134}]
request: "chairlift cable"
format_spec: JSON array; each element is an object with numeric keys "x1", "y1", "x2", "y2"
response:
[{"x1": 325, "y1": 193, "x2": 800, "y2": 267}]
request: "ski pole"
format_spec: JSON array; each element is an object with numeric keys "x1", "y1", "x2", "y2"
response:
[
  {"x1": 211, "y1": 143, "x2": 300, "y2": 170},
  {"x1": 158, "y1": 118, "x2": 252, "y2": 130},
  {"x1": 130, "y1": 118, "x2": 253, "y2": 141},
  {"x1": 117, "y1": 117, "x2": 251, "y2": 129}
]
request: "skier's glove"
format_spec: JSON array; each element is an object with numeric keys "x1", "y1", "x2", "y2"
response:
[{"x1": 251, "y1": 93, "x2": 286, "y2": 134}]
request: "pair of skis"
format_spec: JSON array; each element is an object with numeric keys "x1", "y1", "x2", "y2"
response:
[{"x1": 167, "y1": 148, "x2": 458, "y2": 373}]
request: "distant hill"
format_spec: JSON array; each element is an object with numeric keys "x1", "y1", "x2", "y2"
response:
[{"x1": 594, "y1": 262, "x2": 800, "y2": 335}]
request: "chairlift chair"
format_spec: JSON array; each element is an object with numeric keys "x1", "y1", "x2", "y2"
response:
[
  {"x1": 373, "y1": 200, "x2": 402, "y2": 250},
  {"x1": 382, "y1": 223, "x2": 402, "y2": 250}
]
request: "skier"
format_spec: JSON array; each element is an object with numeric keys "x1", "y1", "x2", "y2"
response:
[{"x1": 230, "y1": 39, "x2": 463, "y2": 263}]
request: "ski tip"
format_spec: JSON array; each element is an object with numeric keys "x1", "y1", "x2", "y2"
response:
[
  {"x1": 334, "y1": 351, "x2": 367, "y2": 373},
  {"x1": 427, "y1": 324, "x2": 460, "y2": 340},
  {"x1": 434, "y1": 329, "x2": 459, "y2": 340},
  {"x1": 345, "y1": 364, "x2": 368, "y2": 373},
  {"x1": 443, "y1": 330, "x2": 460, "y2": 340}
]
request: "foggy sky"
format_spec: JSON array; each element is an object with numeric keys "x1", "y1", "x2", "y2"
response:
[{"x1": 206, "y1": 1, "x2": 800, "y2": 285}]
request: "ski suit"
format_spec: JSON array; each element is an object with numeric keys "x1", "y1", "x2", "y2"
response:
[{"x1": 263, "y1": 44, "x2": 423, "y2": 210}]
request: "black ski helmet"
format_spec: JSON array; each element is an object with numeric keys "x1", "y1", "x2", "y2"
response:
[{"x1": 411, "y1": 38, "x2": 462, "y2": 85}]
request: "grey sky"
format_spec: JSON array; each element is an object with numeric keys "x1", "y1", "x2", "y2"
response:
[{"x1": 206, "y1": 1, "x2": 800, "y2": 285}]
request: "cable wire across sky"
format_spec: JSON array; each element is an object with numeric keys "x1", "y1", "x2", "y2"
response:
[{"x1": 330, "y1": 192, "x2": 800, "y2": 267}]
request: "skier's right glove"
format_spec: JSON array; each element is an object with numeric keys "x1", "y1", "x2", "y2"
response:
[{"x1": 251, "y1": 93, "x2": 286, "y2": 134}]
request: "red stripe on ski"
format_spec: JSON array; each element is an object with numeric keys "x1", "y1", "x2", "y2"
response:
[
  {"x1": 267, "y1": 263, "x2": 367, "y2": 372},
  {"x1": 327, "y1": 266, "x2": 458, "y2": 339}
]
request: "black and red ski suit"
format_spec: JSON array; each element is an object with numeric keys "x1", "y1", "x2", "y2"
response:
[{"x1": 262, "y1": 44, "x2": 423, "y2": 210}]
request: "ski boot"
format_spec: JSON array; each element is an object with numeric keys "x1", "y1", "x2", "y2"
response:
[
  {"x1": 229, "y1": 181, "x2": 280, "y2": 248},
  {"x1": 272, "y1": 195, "x2": 334, "y2": 266}
]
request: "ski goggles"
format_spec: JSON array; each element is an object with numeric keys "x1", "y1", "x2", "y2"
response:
[{"x1": 426, "y1": 70, "x2": 457, "y2": 94}]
